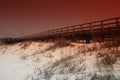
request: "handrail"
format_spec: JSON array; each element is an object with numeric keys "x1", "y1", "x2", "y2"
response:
[
  {"x1": 37, "y1": 17, "x2": 120, "y2": 37},
  {"x1": 17, "y1": 17, "x2": 120, "y2": 40}
]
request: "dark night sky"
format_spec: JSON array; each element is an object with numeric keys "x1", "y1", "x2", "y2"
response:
[{"x1": 0, "y1": 0, "x2": 120, "y2": 38}]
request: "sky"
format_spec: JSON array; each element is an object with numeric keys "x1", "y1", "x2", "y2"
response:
[{"x1": 0, "y1": 0, "x2": 120, "y2": 38}]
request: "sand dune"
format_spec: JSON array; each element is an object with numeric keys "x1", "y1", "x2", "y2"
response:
[{"x1": 0, "y1": 40, "x2": 120, "y2": 80}]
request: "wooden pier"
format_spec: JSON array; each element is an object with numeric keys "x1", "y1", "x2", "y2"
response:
[{"x1": 1, "y1": 17, "x2": 120, "y2": 43}]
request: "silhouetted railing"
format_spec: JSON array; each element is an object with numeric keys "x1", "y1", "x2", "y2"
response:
[
  {"x1": 22, "y1": 17, "x2": 119, "y2": 38},
  {"x1": 1, "y1": 17, "x2": 120, "y2": 43}
]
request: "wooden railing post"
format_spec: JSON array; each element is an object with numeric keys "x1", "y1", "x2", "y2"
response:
[
  {"x1": 101, "y1": 21, "x2": 104, "y2": 42},
  {"x1": 81, "y1": 25, "x2": 83, "y2": 32},
  {"x1": 73, "y1": 26, "x2": 75, "y2": 33},
  {"x1": 67, "y1": 27, "x2": 68, "y2": 33},
  {"x1": 73, "y1": 26, "x2": 75, "y2": 38},
  {"x1": 116, "y1": 18, "x2": 119, "y2": 29},
  {"x1": 101, "y1": 21, "x2": 103, "y2": 31},
  {"x1": 89, "y1": 23, "x2": 93, "y2": 41},
  {"x1": 89, "y1": 23, "x2": 92, "y2": 32}
]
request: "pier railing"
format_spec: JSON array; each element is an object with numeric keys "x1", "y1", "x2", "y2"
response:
[
  {"x1": 30, "y1": 17, "x2": 120, "y2": 38},
  {"x1": 1, "y1": 17, "x2": 120, "y2": 43}
]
